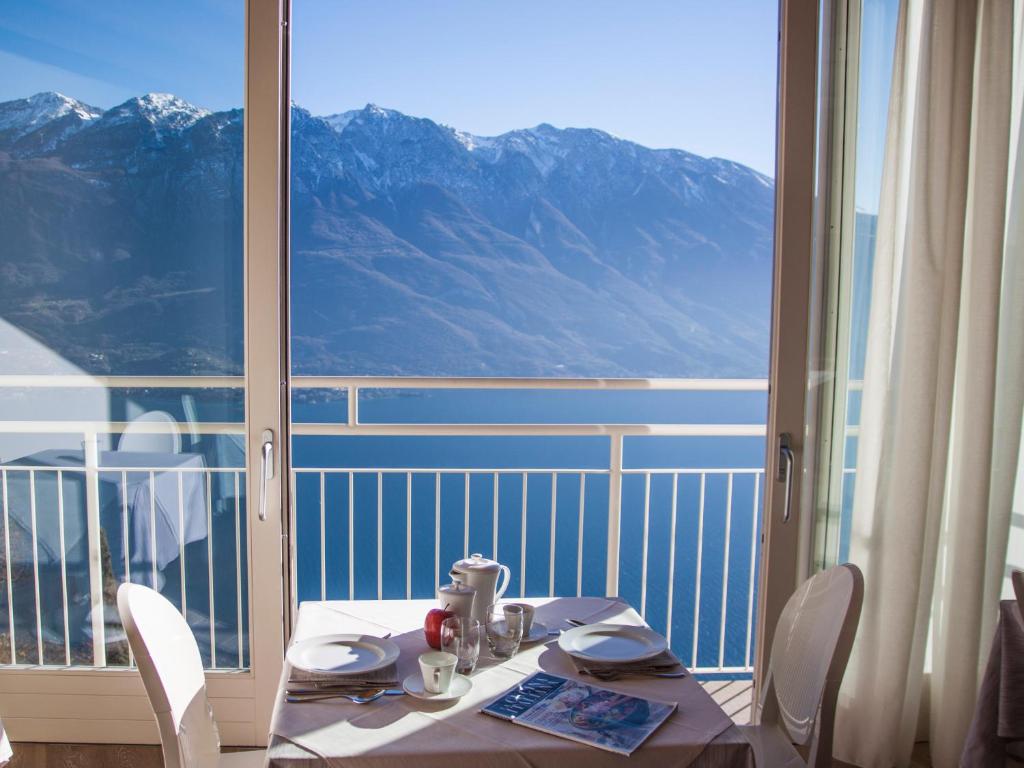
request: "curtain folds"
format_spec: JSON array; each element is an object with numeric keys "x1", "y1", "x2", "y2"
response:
[{"x1": 833, "y1": 1, "x2": 1023, "y2": 766}]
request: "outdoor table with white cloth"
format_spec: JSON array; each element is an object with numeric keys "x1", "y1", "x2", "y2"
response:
[
  {"x1": 2, "y1": 448, "x2": 208, "y2": 572},
  {"x1": 268, "y1": 596, "x2": 755, "y2": 767}
]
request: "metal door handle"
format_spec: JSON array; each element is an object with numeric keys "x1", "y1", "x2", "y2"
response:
[
  {"x1": 777, "y1": 433, "x2": 794, "y2": 524},
  {"x1": 258, "y1": 428, "x2": 274, "y2": 522}
]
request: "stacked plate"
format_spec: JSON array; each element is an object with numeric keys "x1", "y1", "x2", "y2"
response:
[
  {"x1": 558, "y1": 624, "x2": 684, "y2": 680},
  {"x1": 286, "y1": 634, "x2": 401, "y2": 699},
  {"x1": 557, "y1": 624, "x2": 667, "y2": 663}
]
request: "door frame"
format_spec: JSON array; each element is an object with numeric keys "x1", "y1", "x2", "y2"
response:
[
  {"x1": 0, "y1": 0, "x2": 290, "y2": 746},
  {"x1": 754, "y1": 0, "x2": 823, "y2": 704},
  {"x1": 243, "y1": 0, "x2": 290, "y2": 744}
]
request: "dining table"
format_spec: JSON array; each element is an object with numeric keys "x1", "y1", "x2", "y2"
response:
[{"x1": 267, "y1": 596, "x2": 755, "y2": 767}]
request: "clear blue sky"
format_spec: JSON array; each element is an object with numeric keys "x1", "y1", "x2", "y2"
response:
[{"x1": 1, "y1": 0, "x2": 780, "y2": 176}]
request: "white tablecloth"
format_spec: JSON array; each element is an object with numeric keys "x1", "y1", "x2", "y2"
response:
[{"x1": 268, "y1": 597, "x2": 754, "y2": 768}]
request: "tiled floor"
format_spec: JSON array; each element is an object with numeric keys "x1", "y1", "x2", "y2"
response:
[{"x1": 700, "y1": 678, "x2": 755, "y2": 724}]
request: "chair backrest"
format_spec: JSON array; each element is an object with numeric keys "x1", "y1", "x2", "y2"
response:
[
  {"x1": 117, "y1": 583, "x2": 220, "y2": 768},
  {"x1": 118, "y1": 410, "x2": 182, "y2": 454},
  {"x1": 0, "y1": 714, "x2": 12, "y2": 766},
  {"x1": 760, "y1": 563, "x2": 864, "y2": 768},
  {"x1": 1012, "y1": 570, "x2": 1024, "y2": 624}
]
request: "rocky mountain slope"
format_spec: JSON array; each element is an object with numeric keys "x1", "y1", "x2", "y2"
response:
[{"x1": 0, "y1": 92, "x2": 774, "y2": 377}]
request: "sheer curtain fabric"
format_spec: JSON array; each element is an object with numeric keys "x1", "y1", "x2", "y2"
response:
[{"x1": 833, "y1": 0, "x2": 1024, "y2": 766}]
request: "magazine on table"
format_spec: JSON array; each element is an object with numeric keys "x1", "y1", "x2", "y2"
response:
[{"x1": 481, "y1": 672, "x2": 676, "y2": 755}]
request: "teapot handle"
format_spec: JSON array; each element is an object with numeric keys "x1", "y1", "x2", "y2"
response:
[{"x1": 494, "y1": 564, "x2": 511, "y2": 601}]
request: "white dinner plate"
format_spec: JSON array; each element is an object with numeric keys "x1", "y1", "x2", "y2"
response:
[
  {"x1": 403, "y1": 673, "x2": 473, "y2": 701},
  {"x1": 558, "y1": 623, "x2": 667, "y2": 662},
  {"x1": 519, "y1": 622, "x2": 550, "y2": 644},
  {"x1": 286, "y1": 634, "x2": 400, "y2": 675}
]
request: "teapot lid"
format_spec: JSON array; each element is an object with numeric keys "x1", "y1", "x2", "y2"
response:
[
  {"x1": 452, "y1": 553, "x2": 500, "y2": 573},
  {"x1": 438, "y1": 581, "x2": 475, "y2": 594}
]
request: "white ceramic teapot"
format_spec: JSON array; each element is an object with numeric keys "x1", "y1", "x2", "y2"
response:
[{"x1": 449, "y1": 553, "x2": 511, "y2": 624}]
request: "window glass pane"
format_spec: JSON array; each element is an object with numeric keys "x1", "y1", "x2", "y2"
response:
[
  {"x1": 0, "y1": 2, "x2": 247, "y2": 668},
  {"x1": 291, "y1": 0, "x2": 778, "y2": 678},
  {"x1": 816, "y1": 0, "x2": 899, "y2": 567}
]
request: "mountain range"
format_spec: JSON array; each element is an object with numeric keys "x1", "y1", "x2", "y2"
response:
[{"x1": 0, "y1": 91, "x2": 774, "y2": 378}]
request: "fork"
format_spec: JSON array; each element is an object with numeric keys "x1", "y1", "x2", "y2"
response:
[{"x1": 286, "y1": 688, "x2": 405, "y2": 704}]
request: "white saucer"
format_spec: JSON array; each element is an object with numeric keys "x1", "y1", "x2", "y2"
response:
[
  {"x1": 402, "y1": 672, "x2": 473, "y2": 701},
  {"x1": 519, "y1": 622, "x2": 550, "y2": 644}
]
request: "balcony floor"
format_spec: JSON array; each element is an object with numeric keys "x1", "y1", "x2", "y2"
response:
[{"x1": 702, "y1": 678, "x2": 754, "y2": 724}]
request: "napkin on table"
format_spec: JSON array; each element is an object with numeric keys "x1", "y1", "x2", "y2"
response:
[
  {"x1": 570, "y1": 649, "x2": 686, "y2": 681},
  {"x1": 288, "y1": 662, "x2": 400, "y2": 692}
]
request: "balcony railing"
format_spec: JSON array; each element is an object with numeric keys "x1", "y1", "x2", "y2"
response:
[{"x1": 0, "y1": 375, "x2": 767, "y2": 677}]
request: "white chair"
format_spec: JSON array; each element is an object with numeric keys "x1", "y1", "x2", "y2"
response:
[
  {"x1": 117, "y1": 583, "x2": 265, "y2": 768},
  {"x1": 739, "y1": 563, "x2": 864, "y2": 768},
  {"x1": 118, "y1": 410, "x2": 182, "y2": 454},
  {"x1": 0, "y1": 714, "x2": 12, "y2": 766}
]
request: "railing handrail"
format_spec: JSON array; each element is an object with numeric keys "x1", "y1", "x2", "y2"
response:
[{"x1": 0, "y1": 374, "x2": 769, "y2": 391}]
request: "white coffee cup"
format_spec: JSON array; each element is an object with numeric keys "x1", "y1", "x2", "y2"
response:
[{"x1": 419, "y1": 651, "x2": 457, "y2": 694}]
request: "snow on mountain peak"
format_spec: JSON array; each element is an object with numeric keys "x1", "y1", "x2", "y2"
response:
[
  {"x1": 107, "y1": 93, "x2": 210, "y2": 131},
  {"x1": 0, "y1": 92, "x2": 102, "y2": 138},
  {"x1": 323, "y1": 110, "x2": 360, "y2": 133},
  {"x1": 362, "y1": 103, "x2": 395, "y2": 119}
]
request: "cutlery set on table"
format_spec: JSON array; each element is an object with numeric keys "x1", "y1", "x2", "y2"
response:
[{"x1": 284, "y1": 554, "x2": 687, "y2": 708}]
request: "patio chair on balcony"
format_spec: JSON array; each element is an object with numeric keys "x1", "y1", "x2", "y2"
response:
[
  {"x1": 118, "y1": 410, "x2": 182, "y2": 454},
  {"x1": 0, "y1": 715, "x2": 11, "y2": 766},
  {"x1": 117, "y1": 583, "x2": 265, "y2": 768},
  {"x1": 739, "y1": 563, "x2": 863, "y2": 768}
]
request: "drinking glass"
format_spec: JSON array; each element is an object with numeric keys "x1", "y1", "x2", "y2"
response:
[
  {"x1": 485, "y1": 603, "x2": 524, "y2": 660},
  {"x1": 440, "y1": 616, "x2": 482, "y2": 675}
]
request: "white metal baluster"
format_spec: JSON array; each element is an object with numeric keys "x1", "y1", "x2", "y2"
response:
[
  {"x1": 640, "y1": 472, "x2": 651, "y2": 618},
  {"x1": 492, "y1": 472, "x2": 499, "y2": 561},
  {"x1": 691, "y1": 473, "x2": 706, "y2": 669},
  {"x1": 149, "y1": 471, "x2": 158, "y2": 590},
  {"x1": 348, "y1": 472, "x2": 355, "y2": 601},
  {"x1": 606, "y1": 434, "x2": 624, "y2": 597},
  {"x1": 57, "y1": 470, "x2": 70, "y2": 665},
  {"x1": 745, "y1": 473, "x2": 760, "y2": 669},
  {"x1": 406, "y1": 472, "x2": 412, "y2": 599},
  {"x1": 463, "y1": 473, "x2": 470, "y2": 558},
  {"x1": 3, "y1": 470, "x2": 15, "y2": 663},
  {"x1": 178, "y1": 472, "x2": 186, "y2": 617},
  {"x1": 549, "y1": 473, "x2": 557, "y2": 597},
  {"x1": 576, "y1": 473, "x2": 585, "y2": 597},
  {"x1": 234, "y1": 471, "x2": 242, "y2": 667},
  {"x1": 520, "y1": 472, "x2": 527, "y2": 597},
  {"x1": 377, "y1": 472, "x2": 383, "y2": 600},
  {"x1": 84, "y1": 431, "x2": 105, "y2": 666},
  {"x1": 29, "y1": 470, "x2": 42, "y2": 663},
  {"x1": 206, "y1": 471, "x2": 215, "y2": 669},
  {"x1": 666, "y1": 473, "x2": 679, "y2": 647},
  {"x1": 319, "y1": 472, "x2": 326, "y2": 601},
  {"x1": 718, "y1": 473, "x2": 734, "y2": 670},
  {"x1": 434, "y1": 472, "x2": 441, "y2": 590},
  {"x1": 122, "y1": 471, "x2": 134, "y2": 668}
]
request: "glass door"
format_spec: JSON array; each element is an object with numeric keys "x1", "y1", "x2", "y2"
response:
[
  {"x1": 282, "y1": 0, "x2": 821, "y2": 714},
  {"x1": 0, "y1": 0, "x2": 286, "y2": 745}
]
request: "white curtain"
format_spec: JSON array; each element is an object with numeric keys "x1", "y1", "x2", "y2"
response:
[{"x1": 834, "y1": 0, "x2": 1024, "y2": 766}]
